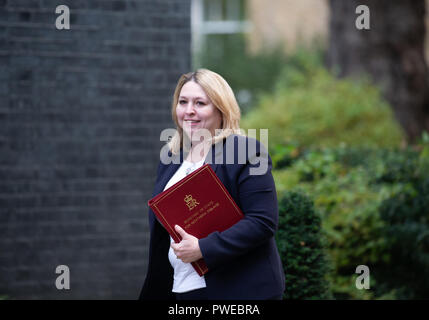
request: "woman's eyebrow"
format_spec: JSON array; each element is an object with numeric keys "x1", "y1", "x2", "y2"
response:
[{"x1": 179, "y1": 95, "x2": 207, "y2": 100}]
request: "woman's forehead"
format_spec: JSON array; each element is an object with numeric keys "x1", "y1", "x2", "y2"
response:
[{"x1": 180, "y1": 81, "x2": 209, "y2": 98}]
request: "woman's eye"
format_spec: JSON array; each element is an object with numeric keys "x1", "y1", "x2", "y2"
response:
[
  {"x1": 196, "y1": 101, "x2": 206, "y2": 106},
  {"x1": 179, "y1": 100, "x2": 187, "y2": 105}
]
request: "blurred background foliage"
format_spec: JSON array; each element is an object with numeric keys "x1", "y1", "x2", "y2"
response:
[
  {"x1": 194, "y1": 0, "x2": 429, "y2": 299},
  {"x1": 240, "y1": 48, "x2": 405, "y2": 150},
  {"x1": 273, "y1": 142, "x2": 429, "y2": 299},
  {"x1": 195, "y1": 33, "x2": 289, "y2": 113}
]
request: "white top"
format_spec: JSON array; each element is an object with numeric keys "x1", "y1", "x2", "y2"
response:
[{"x1": 164, "y1": 158, "x2": 207, "y2": 293}]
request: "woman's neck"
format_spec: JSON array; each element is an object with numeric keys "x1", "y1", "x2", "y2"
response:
[{"x1": 185, "y1": 141, "x2": 211, "y2": 163}]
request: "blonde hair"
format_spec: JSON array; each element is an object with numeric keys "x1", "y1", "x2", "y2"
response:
[{"x1": 167, "y1": 68, "x2": 243, "y2": 155}]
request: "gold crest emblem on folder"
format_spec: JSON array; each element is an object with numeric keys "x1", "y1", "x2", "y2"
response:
[{"x1": 184, "y1": 194, "x2": 199, "y2": 211}]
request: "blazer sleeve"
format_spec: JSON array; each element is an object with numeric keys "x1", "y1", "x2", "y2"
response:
[{"x1": 198, "y1": 137, "x2": 279, "y2": 271}]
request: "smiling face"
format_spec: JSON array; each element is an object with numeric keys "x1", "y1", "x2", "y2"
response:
[{"x1": 176, "y1": 80, "x2": 223, "y2": 140}]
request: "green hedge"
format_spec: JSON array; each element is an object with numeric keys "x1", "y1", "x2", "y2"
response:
[
  {"x1": 276, "y1": 190, "x2": 332, "y2": 299},
  {"x1": 375, "y1": 156, "x2": 429, "y2": 299},
  {"x1": 272, "y1": 142, "x2": 429, "y2": 299}
]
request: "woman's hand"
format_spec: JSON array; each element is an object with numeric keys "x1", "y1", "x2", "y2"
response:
[{"x1": 171, "y1": 225, "x2": 203, "y2": 263}]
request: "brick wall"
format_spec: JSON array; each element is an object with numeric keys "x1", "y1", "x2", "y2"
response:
[{"x1": 0, "y1": 0, "x2": 191, "y2": 299}]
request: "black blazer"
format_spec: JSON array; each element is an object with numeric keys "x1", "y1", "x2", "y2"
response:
[{"x1": 139, "y1": 134, "x2": 285, "y2": 300}]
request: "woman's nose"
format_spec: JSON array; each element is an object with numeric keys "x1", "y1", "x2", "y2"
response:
[{"x1": 185, "y1": 102, "x2": 196, "y2": 114}]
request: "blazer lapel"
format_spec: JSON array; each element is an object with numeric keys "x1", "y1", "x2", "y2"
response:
[
  {"x1": 148, "y1": 150, "x2": 182, "y2": 230},
  {"x1": 153, "y1": 150, "x2": 183, "y2": 196},
  {"x1": 205, "y1": 138, "x2": 226, "y2": 175}
]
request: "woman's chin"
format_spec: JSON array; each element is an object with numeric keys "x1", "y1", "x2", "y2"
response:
[{"x1": 183, "y1": 126, "x2": 202, "y2": 136}]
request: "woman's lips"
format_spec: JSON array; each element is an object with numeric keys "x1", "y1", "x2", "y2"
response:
[{"x1": 184, "y1": 120, "x2": 201, "y2": 126}]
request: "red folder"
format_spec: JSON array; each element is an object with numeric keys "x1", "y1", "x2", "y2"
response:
[{"x1": 148, "y1": 164, "x2": 244, "y2": 276}]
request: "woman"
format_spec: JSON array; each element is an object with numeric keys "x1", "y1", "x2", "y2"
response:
[{"x1": 139, "y1": 69, "x2": 285, "y2": 300}]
